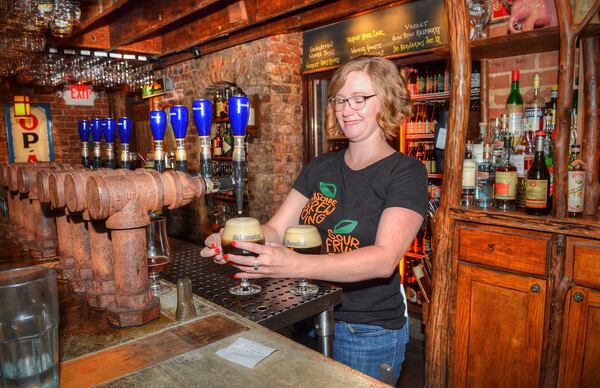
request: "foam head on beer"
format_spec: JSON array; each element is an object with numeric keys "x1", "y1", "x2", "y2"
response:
[
  {"x1": 283, "y1": 225, "x2": 322, "y2": 254},
  {"x1": 222, "y1": 217, "x2": 263, "y2": 242}
]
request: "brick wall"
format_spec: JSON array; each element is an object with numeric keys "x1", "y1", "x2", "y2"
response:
[
  {"x1": 487, "y1": 51, "x2": 560, "y2": 121},
  {"x1": 0, "y1": 90, "x2": 110, "y2": 165},
  {"x1": 155, "y1": 32, "x2": 304, "y2": 241}
]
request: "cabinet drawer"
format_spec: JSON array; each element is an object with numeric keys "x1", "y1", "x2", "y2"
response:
[
  {"x1": 567, "y1": 237, "x2": 600, "y2": 288},
  {"x1": 457, "y1": 223, "x2": 550, "y2": 276}
]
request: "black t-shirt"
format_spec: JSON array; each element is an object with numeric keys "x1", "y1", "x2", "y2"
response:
[{"x1": 293, "y1": 151, "x2": 428, "y2": 329}]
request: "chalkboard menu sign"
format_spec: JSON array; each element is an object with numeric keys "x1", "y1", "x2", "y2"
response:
[{"x1": 302, "y1": 0, "x2": 448, "y2": 73}]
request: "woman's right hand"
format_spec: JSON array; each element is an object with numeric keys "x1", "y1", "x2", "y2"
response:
[{"x1": 200, "y1": 230, "x2": 225, "y2": 264}]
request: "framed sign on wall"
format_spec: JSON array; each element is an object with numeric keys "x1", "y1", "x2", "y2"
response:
[{"x1": 3, "y1": 103, "x2": 54, "y2": 163}]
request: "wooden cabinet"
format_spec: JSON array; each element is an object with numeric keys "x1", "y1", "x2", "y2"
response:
[
  {"x1": 452, "y1": 226, "x2": 548, "y2": 388},
  {"x1": 559, "y1": 237, "x2": 600, "y2": 387}
]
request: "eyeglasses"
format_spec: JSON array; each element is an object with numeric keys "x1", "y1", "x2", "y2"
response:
[{"x1": 329, "y1": 94, "x2": 376, "y2": 112}]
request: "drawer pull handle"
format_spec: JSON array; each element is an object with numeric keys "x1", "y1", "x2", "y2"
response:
[
  {"x1": 530, "y1": 284, "x2": 541, "y2": 293},
  {"x1": 488, "y1": 244, "x2": 494, "y2": 252},
  {"x1": 573, "y1": 292, "x2": 584, "y2": 302}
]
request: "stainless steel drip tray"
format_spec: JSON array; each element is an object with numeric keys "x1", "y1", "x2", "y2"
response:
[{"x1": 164, "y1": 239, "x2": 342, "y2": 331}]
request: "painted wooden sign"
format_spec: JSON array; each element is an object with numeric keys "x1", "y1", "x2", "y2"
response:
[{"x1": 3, "y1": 103, "x2": 54, "y2": 163}]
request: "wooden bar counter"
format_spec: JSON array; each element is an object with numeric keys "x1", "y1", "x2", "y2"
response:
[{"x1": 0, "y1": 227, "x2": 384, "y2": 388}]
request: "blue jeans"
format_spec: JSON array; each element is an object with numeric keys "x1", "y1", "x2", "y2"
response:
[{"x1": 333, "y1": 320, "x2": 409, "y2": 384}]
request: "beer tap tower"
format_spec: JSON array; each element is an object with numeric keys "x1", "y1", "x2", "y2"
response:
[
  {"x1": 104, "y1": 118, "x2": 117, "y2": 169},
  {"x1": 195, "y1": 95, "x2": 249, "y2": 215},
  {"x1": 149, "y1": 110, "x2": 167, "y2": 172},
  {"x1": 91, "y1": 117, "x2": 103, "y2": 169},
  {"x1": 118, "y1": 117, "x2": 133, "y2": 169},
  {"x1": 170, "y1": 105, "x2": 188, "y2": 172},
  {"x1": 78, "y1": 120, "x2": 91, "y2": 169}
]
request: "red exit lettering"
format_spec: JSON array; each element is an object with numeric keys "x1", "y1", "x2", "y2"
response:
[{"x1": 69, "y1": 84, "x2": 92, "y2": 100}]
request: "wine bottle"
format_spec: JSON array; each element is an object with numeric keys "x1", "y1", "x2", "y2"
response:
[
  {"x1": 525, "y1": 131, "x2": 551, "y2": 215},
  {"x1": 568, "y1": 144, "x2": 586, "y2": 217},
  {"x1": 506, "y1": 70, "x2": 524, "y2": 148},
  {"x1": 223, "y1": 123, "x2": 234, "y2": 157},
  {"x1": 461, "y1": 141, "x2": 476, "y2": 207},
  {"x1": 214, "y1": 90, "x2": 223, "y2": 119},
  {"x1": 495, "y1": 136, "x2": 518, "y2": 210}
]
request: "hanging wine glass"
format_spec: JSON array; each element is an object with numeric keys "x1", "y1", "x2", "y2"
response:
[{"x1": 468, "y1": 0, "x2": 492, "y2": 40}]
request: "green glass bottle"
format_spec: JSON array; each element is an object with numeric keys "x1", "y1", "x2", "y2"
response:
[
  {"x1": 506, "y1": 70, "x2": 524, "y2": 148},
  {"x1": 223, "y1": 123, "x2": 234, "y2": 157}
]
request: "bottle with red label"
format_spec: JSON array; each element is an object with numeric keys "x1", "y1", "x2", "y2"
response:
[{"x1": 525, "y1": 131, "x2": 551, "y2": 215}]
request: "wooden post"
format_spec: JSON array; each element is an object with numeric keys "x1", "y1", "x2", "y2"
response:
[
  {"x1": 425, "y1": 0, "x2": 471, "y2": 387},
  {"x1": 581, "y1": 35, "x2": 600, "y2": 216}
]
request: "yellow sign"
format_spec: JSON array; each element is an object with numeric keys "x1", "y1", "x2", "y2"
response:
[{"x1": 3, "y1": 103, "x2": 54, "y2": 163}]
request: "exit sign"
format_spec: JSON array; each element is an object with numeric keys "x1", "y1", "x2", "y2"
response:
[{"x1": 62, "y1": 84, "x2": 97, "y2": 106}]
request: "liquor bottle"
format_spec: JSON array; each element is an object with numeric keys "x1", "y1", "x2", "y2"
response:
[
  {"x1": 409, "y1": 68, "x2": 418, "y2": 96},
  {"x1": 461, "y1": 141, "x2": 476, "y2": 207},
  {"x1": 212, "y1": 124, "x2": 223, "y2": 157},
  {"x1": 435, "y1": 65, "x2": 445, "y2": 93},
  {"x1": 425, "y1": 66, "x2": 434, "y2": 94},
  {"x1": 545, "y1": 85, "x2": 558, "y2": 139},
  {"x1": 472, "y1": 122, "x2": 487, "y2": 164},
  {"x1": 223, "y1": 122, "x2": 234, "y2": 157},
  {"x1": 495, "y1": 136, "x2": 518, "y2": 210},
  {"x1": 525, "y1": 131, "x2": 551, "y2": 215},
  {"x1": 506, "y1": 70, "x2": 524, "y2": 148},
  {"x1": 428, "y1": 144, "x2": 437, "y2": 173},
  {"x1": 492, "y1": 116, "x2": 505, "y2": 165},
  {"x1": 525, "y1": 74, "x2": 545, "y2": 136},
  {"x1": 568, "y1": 144, "x2": 586, "y2": 217},
  {"x1": 222, "y1": 87, "x2": 230, "y2": 118},
  {"x1": 418, "y1": 68, "x2": 426, "y2": 94},
  {"x1": 214, "y1": 91, "x2": 223, "y2": 119},
  {"x1": 476, "y1": 143, "x2": 495, "y2": 209},
  {"x1": 570, "y1": 77, "x2": 579, "y2": 145},
  {"x1": 423, "y1": 218, "x2": 432, "y2": 254},
  {"x1": 416, "y1": 142, "x2": 425, "y2": 163}
]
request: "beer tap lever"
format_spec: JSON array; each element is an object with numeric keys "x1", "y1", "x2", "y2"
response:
[
  {"x1": 91, "y1": 117, "x2": 103, "y2": 169},
  {"x1": 149, "y1": 110, "x2": 167, "y2": 172},
  {"x1": 170, "y1": 105, "x2": 189, "y2": 172},
  {"x1": 104, "y1": 118, "x2": 117, "y2": 169},
  {"x1": 229, "y1": 94, "x2": 249, "y2": 215},
  {"x1": 118, "y1": 117, "x2": 133, "y2": 169},
  {"x1": 78, "y1": 120, "x2": 91, "y2": 169},
  {"x1": 193, "y1": 99, "x2": 214, "y2": 179}
]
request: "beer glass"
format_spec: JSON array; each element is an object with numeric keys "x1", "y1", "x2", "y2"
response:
[
  {"x1": 222, "y1": 217, "x2": 264, "y2": 296},
  {"x1": 284, "y1": 225, "x2": 322, "y2": 296},
  {"x1": 146, "y1": 216, "x2": 170, "y2": 296}
]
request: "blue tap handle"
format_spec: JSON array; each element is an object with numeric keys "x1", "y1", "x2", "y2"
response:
[
  {"x1": 104, "y1": 118, "x2": 116, "y2": 143},
  {"x1": 170, "y1": 105, "x2": 188, "y2": 139},
  {"x1": 78, "y1": 120, "x2": 91, "y2": 142},
  {"x1": 149, "y1": 110, "x2": 167, "y2": 141},
  {"x1": 91, "y1": 117, "x2": 103, "y2": 142},
  {"x1": 192, "y1": 99, "x2": 212, "y2": 137},
  {"x1": 228, "y1": 95, "x2": 249, "y2": 136},
  {"x1": 117, "y1": 117, "x2": 133, "y2": 144}
]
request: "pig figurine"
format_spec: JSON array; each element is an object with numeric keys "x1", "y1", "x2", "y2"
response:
[{"x1": 508, "y1": 0, "x2": 558, "y2": 33}]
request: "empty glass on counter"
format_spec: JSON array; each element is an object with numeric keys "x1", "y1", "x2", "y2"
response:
[
  {"x1": 0, "y1": 266, "x2": 59, "y2": 388},
  {"x1": 146, "y1": 216, "x2": 171, "y2": 296}
]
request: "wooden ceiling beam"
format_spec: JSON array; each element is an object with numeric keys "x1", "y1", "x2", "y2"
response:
[
  {"x1": 75, "y1": 0, "x2": 133, "y2": 34},
  {"x1": 161, "y1": 1, "x2": 251, "y2": 55},
  {"x1": 162, "y1": 0, "x2": 404, "y2": 62},
  {"x1": 108, "y1": 0, "x2": 223, "y2": 48}
]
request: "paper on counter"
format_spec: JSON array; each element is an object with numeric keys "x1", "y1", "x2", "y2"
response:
[{"x1": 216, "y1": 337, "x2": 277, "y2": 368}]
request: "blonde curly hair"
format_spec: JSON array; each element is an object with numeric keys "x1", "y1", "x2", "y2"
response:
[{"x1": 326, "y1": 56, "x2": 412, "y2": 140}]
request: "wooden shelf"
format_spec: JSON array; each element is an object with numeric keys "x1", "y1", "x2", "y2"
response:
[
  {"x1": 450, "y1": 206, "x2": 600, "y2": 239},
  {"x1": 212, "y1": 156, "x2": 232, "y2": 162},
  {"x1": 406, "y1": 133, "x2": 434, "y2": 140},
  {"x1": 212, "y1": 118, "x2": 229, "y2": 123},
  {"x1": 404, "y1": 252, "x2": 425, "y2": 259},
  {"x1": 209, "y1": 193, "x2": 248, "y2": 203},
  {"x1": 470, "y1": 25, "x2": 600, "y2": 59},
  {"x1": 428, "y1": 173, "x2": 443, "y2": 179},
  {"x1": 412, "y1": 89, "x2": 480, "y2": 102}
]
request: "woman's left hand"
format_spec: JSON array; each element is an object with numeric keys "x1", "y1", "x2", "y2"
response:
[{"x1": 224, "y1": 240, "x2": 300, "y2": 279}]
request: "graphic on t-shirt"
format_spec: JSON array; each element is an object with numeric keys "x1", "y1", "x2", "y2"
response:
[
  {"x1": 300, "y1": 181, "x2": 338, "y2": 224},
  {"x1": 326, "y1": 220, "x2": 360, "y2": 253}
]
